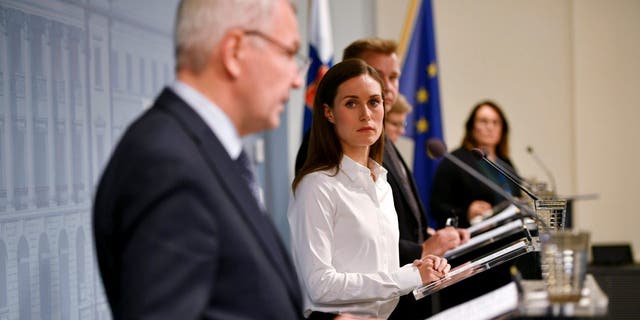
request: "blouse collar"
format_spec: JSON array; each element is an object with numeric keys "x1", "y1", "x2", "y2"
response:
[{"x1": 340, "y1": 154, "x2": 387, "y2": 183}]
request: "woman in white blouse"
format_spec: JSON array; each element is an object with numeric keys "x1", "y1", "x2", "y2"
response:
[{"x1": 288, "y1": 59, "x2": 450, "y2": 320}]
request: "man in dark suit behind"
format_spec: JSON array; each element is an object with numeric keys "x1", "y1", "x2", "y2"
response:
[{"x1": 93, "y1": 0, "x2": 306, "y2": 318}]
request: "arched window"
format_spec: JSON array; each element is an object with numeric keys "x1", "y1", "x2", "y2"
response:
[
  {"x1": 38, "y1": 233, "x2": 51, "y2": 320},
  {"x1": 0, "y1": 240, "x2": 7, "y2": 309},
  {"x1": 18, "y1": 236, "x2": 31, "y2": 320},
  {"x1": 58, "y1": 231, "x2": 69, "y2": 319},
  {"x1": 75, "y1": 227, "x2": 86, "y2": 307}
]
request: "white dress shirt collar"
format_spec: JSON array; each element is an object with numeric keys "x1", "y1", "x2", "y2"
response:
[
  {"x1": 170, "y1": 80, "x2": 243, "y2": 159},
  {"x1": 340, "y1": 154, "x2": 388, "y2": 184}
]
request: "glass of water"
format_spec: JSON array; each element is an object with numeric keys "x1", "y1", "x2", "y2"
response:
[
  {"x1": 540, "y1": 230, "x2": 590, "y2": 303},
  {"x1": 535, "y1": 199, "x2": 567, "y2": 231}
]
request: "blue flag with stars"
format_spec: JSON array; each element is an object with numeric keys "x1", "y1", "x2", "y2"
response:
[{"x1": 399, "y1": 0, "x2": 443, "y2": 229}]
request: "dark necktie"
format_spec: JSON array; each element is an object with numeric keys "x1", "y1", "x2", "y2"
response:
[{"x1": 235, "y1": 150, "x2": 263, "y2": 209}]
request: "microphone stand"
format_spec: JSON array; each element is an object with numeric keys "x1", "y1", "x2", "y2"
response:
[
  {"x1": 527, "y1": 146, "x2": 557, "y2": 196},
  {"x1": 471, "y1": 148, "x2": 539, "y2": 201}
]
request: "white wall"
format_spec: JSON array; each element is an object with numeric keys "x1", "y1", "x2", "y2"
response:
[
  {"x1": 572, "y1": 0, "x2": 640, "y2": 261},
  {"x1": 295, "y1": 0, "x2": 640, "y2": 261}
]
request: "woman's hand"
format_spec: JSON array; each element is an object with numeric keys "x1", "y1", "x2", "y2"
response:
[
  {"x1": 421, "y1": 227, "x2": 461, "y2": 257},
  {"x1": 414, "y1": 255, "x2": 451, "y2": 284}
]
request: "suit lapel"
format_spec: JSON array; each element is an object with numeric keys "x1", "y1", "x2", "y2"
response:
[{"x1": 154, "y1": 89, "x2": 301, "y2": 305}]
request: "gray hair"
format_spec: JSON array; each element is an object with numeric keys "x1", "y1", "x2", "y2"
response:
[{"x1": 174, "y1": 0, "x2": 276, "y2": 72}]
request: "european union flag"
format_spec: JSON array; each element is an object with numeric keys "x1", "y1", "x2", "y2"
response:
[{"x1": 399, "y1": 0, "x2": 443, "y2": 228}]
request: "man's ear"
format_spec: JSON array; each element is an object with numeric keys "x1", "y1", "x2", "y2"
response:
[
  {"x1": 324, "y1": 104, "x2": 335, "y2": 123},
  {"x1": 220, "y1": 30, "x2": 244, "y2": 78}
]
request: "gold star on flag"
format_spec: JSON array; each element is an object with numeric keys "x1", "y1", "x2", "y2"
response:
[
  {"x1": 416, "y1": 117, "x2": 429, "y2": 133},
  {"x1": 427, "y1": 62, "x2": 437, "y2": 78},
  {"x1": 416, "y1": 88, "x2": 429, "y2": 104}
]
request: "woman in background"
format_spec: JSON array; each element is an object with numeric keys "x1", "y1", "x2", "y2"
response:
[
  {"x1": 289, "y1": 59, "x2": 449, "y2": 319},
  {"x1": 430, "y1": 100, "x2": 522, "y2": 228}
]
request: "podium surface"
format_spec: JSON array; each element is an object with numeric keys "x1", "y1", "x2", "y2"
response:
[
  {"x1": 427, "y1": 274, "x2": 608, "y2": 320},
  {"x1": 516, "y1": 274, "x2": 608, "y2": 318},
  {"x1": 414, "y1": 239, "x2": 533, "y2": 300}
]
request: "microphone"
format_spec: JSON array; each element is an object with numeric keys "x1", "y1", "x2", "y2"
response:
[
  {"x1": 494, "y1": 157, "x2": 527, "y2": 185},
  {"x1": 470, "y1": 148, "x2": 539, "y2": 201},
  {"x1": 427, "y1": 139, "x2": 548, "y2": 230},
  {"x1": 526, "y1": 146, "x2": 557, "y2": 196}
]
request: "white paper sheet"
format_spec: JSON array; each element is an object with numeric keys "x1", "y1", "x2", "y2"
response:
[
  {"x1": 468, "y1": 204, "x2": 520, "y2": 235},
  {"x1": 427, "y1": 282, "x2": 518, "y2": 320},
  {"x1": 444, "y1": 219, "x2": 523, "y2": 259}
]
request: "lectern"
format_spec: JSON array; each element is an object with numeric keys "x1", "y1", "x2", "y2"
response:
[{"x1": 415, "y1": 204, "x2": 540, "y2": 312}]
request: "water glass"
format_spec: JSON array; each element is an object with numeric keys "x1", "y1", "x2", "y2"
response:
[
  {"x1": 540, "y1": 231, "x2": 590, "y2": 303},
  {"x1": 535, "y1": 199, "x2": 567, "y2": 231}
]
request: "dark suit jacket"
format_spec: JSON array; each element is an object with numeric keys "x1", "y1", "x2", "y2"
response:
[
  {"x1": 383, "y1": 139, "x2": 433, "y2": 320},
  {"x1": 382, "y1": 139, "x2": 429, "y2": 266},
  {"x1": 430, "y1": 147, "x2": 521, "y2": 228},
  {"x1": 93, "y1": 88, "x2": 303, "y2": 319}
]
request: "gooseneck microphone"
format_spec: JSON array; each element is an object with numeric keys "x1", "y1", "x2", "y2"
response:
[
  {"x1": 426, "y1": 139, "x2": 548, "y2": 230},
  {"x1": 470, "y1": 148, "x2": 539, "y2": 201},
  {"x1": 526, "y1": 146, "x2": 557, "y2": 195},
  {"x1": 494, "y1": 157, "x2": 525, "y2": 184}
]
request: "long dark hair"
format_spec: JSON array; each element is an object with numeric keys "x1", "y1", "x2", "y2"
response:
[
  {"x1": 292, "y1": 59, "x2": 385, "y2": 193},
  {"x1": 461, "y1": 99, "x2": 510, "y2": 159}
]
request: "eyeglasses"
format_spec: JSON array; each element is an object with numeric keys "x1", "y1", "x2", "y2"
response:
[
  {"x1": 474, "y1": 118, "x2": 502, "y2": 130},
  {"x1": 244, "y1": 30, "x2": 310, "y2": 75},
  {"x1": 385, "y1": 119, "x2": 407, "y2": 128}
]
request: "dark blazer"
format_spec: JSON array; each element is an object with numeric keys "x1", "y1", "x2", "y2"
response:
[
  {"x1": 93, "y1": 88, "x2": 303, "y2": 319},
  {"x1": 430, "y1": 147, "x2": 521, "y2": 228},
  {"x1": 382, "y1": 139, "x2": 429, "y2": 266},
  {"x1": 383, "y1": 139, "x2": 433, "y2": 320}
]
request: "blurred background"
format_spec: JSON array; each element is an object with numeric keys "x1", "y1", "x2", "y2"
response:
[{"x1": 0, "y1": 0, "x2": 637, "y2": 319}]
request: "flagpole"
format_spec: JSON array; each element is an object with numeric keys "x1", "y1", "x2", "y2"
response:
[{"x1": 398, "y1": 0, "x2": 421, "y2": 64}]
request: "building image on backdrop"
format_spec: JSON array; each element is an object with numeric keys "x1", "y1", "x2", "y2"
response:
[{"x1": 0, "y1": 0, "x2": 177, "y2": 318}]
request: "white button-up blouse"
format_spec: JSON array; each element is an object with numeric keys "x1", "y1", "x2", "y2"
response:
[{"x1": 288, "y1": 155, "x2": 422, "y2": 318}]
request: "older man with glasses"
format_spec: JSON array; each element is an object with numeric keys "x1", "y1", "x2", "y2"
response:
[{"x1": 93, "y1": 0, "x2": 326, "y2": 319}]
